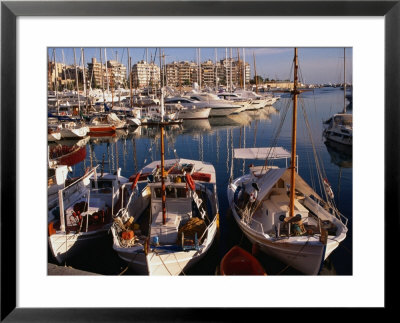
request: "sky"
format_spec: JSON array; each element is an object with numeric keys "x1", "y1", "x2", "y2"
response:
[{"x1": 48, "y1": 47, "x2": 353, "y2": 85}]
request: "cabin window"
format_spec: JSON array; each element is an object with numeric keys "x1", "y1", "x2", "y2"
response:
[
  {"x1": 176, "y1": 187, "x2": 187, "y2": 198},
  {"x1": 154, "y1": 188, "x2": 162, "y2": 198},
  {"x1": 93, "y1": 180, "x2": 113, "y2": 189},
  {"x1": 166, "y1": 186, "x2": 176, "y2": 198}
]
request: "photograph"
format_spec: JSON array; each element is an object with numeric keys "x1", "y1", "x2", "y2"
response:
[{"x1": 47, "y1": 46, "x2": 353, "y2": 276}]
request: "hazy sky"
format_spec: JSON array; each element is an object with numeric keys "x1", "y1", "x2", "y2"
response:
[{"x1": 48, "y1": 47, "x2": 352, "y2": 84}]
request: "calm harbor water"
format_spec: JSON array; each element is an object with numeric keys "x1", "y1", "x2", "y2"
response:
[{"x1": 49, "y1": 87, "x2": 352, "y2": 275}]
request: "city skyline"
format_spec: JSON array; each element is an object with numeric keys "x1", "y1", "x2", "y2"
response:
[{"x1": 48, "y1": 47, "x2": 353, "y2": 85}]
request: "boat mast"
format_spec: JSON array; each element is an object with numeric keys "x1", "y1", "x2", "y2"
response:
[
  {"x1": 230, "y1": 48, "x2": 233, "y2": 92},
  {"x1": 215, "y1": 48, "x2": 218, "y2": 90},
  {"x1": 105, "y1": 48, "x2": 109, "y2": 93},
  {"x1": 160, "y1": 88, "x2": 167, "y2": 225},
  {"x1": 243, "y1": 48, "x2": 246, "y2": 89},
  {"x1": 225, "y1": 48, "x2": 228, "y2": 91},
  {"x1": 289, "y1": 48, "x2": 299, "y2": 218},
  {"x1": 81, "y1": 48, "x2": 88, "y2": 114},
  {"x1": 100, "y1": 48, "x2": 106, "y2": 111},
  {"x1": 253, "y1": 51, "x2": 258, "y2": 93},
  {"x1": 128, "y1": 48, "x2": 133, "y2": 108},
  {"x1": 343, "y1": 48, "x2": 346, "y2": 114},
  {"x1": 73, "y1": 48, "x2": 81, "y2": 116}
]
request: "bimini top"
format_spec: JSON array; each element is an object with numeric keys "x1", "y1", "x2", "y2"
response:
[{"x1": 234, "y1": 147, "x2": 291, "y2": 160}]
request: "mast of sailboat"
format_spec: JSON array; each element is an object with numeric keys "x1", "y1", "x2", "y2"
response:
[
  {"x1": 237, "y1": 48, "x2": 242, "y2": 89},
  {"x1": 81, "y1": 48, "x2": 88, "y2": 114},
  {"x1": 61, "y1": 49, "x2": 67, "y2": 91},
  {"x1": 73, "y1": 48, "x2": 81, "y2": 116},
  {"x1": 100, "y1": 48, "x2": 106, "y2": 112},
  {"x1": 243, "y1": 48, "x2": 246, "y2": 89},
  {"x1": 253, "y1": 51, "x2": 258, "y2": 93},
  {"x1": 230, "y1": 48, "x2": 233, "y2": 92},
  {"x1": 289, "y1": 47, "x2": 299, "y2": 218},
  {"x1": 128, "y1": 48, "x2": 133, "y2": 108},
  {"x1": 225, "y1": 48, "x2": 228, "y2": 91},
  {"x1": 105, "y1": 48, "x2": 110, "y2": 93},
  {"x1": 343, "y1": 48, "x2": 346, "y2": 114},
  {"x1": 160, "y1": 88, "x2": 167, "y2": 225},
  {"x1": 215, "y1": 48, "x2": 218, "y2": 90}
]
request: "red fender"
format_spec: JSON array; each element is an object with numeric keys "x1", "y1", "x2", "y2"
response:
[
  {"x1": 185, "y1": 173, "x2": 195, "y2": 191},
  {"x1": 131, "y1": 172, "x2": 141, "y2": 190}
]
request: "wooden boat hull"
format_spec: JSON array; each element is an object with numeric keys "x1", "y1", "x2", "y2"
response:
[{"x1": 220, "y1": 246, "x2": 266, "y2": 275}]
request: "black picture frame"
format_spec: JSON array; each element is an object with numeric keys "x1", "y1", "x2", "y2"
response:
[{"x1": 1, "y1": 1, "x2": 396, "y2": 321}]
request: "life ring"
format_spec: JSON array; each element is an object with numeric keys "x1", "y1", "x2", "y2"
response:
[
  {"x1": 131, "y1": 172, "x2": 141, "y2": 190},
  {"x1": 185, "y1": 173, "x2": 195, "y2": 191}
]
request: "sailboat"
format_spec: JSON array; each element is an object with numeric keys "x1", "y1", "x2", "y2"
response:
[
  {"x1": 323, "y1": 48, "x2": 353, "y2": 146},
  {"x1": 111, "y1": 103, "x2": 219, "y2": 275},
  {"x1": 227, "y1": 48, "x2": 348, "y2": 275}
]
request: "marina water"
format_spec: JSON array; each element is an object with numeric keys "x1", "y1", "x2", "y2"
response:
[{"x1": 49, "y1": 87, "x2": 352, "y2": 275}]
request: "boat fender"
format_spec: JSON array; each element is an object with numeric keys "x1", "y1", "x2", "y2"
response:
[
  {"x1": 323, "y1": 178, "x2": 334, "y2": 200},
  {"x1": 48, "y1": 222, "x2": 56, "y2": 236},
  {"x1": 185, "y1": 173, "x2": 195, "y2": 191}
]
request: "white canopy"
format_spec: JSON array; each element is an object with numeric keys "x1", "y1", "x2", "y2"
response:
[
  {"x1": 234, "y1": 147, "x2": 291, "y2": 160},
  {"x1": 251, "y1": 168, "x2": 323, "y2": 203}
]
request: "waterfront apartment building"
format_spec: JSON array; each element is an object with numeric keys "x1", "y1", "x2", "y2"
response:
[
  {"x1": 87, "y1": 57, "x2": 105, "y2": 89},
  {"x1": 217, "y1": 58, "x2": 250, "y2": 88},
  {"x1": 87, "y1": 58, "x2": 127, "y2": 89},
  {"x1": 48, "y1": 62, "x2": 85, "y2": 91},
  {"x1": 131, "y1": 60, "x2": 161, "y2": 88},
  {"x1": 107, "y1": 60, "x2": 127, "y2": 88},
  {"x1": 161, "y1": 58, "x2": 251, "y2": 88},
  {"x1": 164, "y1": 61, "x2": 199, "y2": 87}
]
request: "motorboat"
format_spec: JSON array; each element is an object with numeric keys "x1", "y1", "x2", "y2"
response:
[
  {"x1": 185, "y1": 92, "x2": 244, "y2": 116},
  {"x1": 164, "y1": 97, "x2": 211, "y2": 119}
]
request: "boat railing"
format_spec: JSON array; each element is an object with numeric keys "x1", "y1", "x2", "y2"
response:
[
  {"x1": 112, "y1": 183, "x2": 139, "y2": 219},
  {"x1": 248, "y1": 217, "x2": 265, "y2": 235},
  {"x1": 198, "y1": 212, "x2": 218, "y2": 244},
  {"x1": 304, "y1": 195, "x2": 348, "y2": 227}
]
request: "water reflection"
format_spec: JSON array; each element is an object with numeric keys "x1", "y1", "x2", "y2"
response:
[{"x1": 324, "y1": 140, "x2": 352, "y2": 168}]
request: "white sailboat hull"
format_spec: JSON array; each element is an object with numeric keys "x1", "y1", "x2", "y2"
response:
[
  {"x1": 227, "y1": 172, "x2": 347, "y2": 275},
  {"x1": 229, "y1": 203, "x2": 328, "y2": 275},
  {"x1": 60, "y1": 126, "x2": 89, "y2": 139}
]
